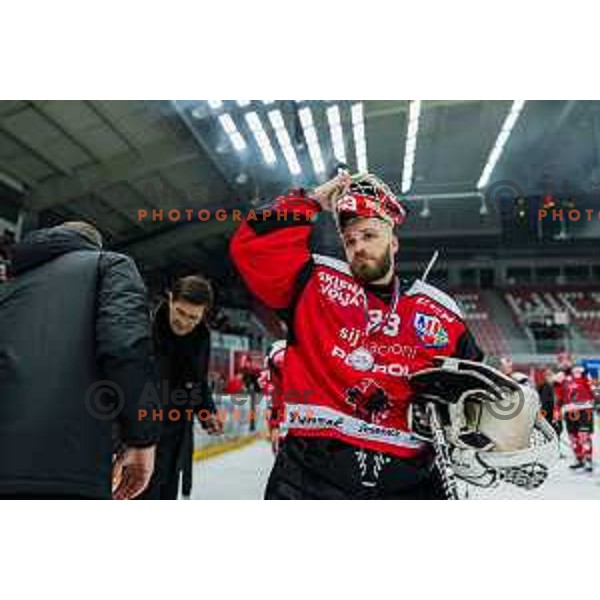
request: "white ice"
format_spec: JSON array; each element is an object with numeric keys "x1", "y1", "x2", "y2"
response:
[{"x1": 190, "y1": 433, "x2": 600, "y2": 500}]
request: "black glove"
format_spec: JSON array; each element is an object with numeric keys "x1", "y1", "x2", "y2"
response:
[{"x1": 409, "y1": 357, "x2": 521, "y2": 406}]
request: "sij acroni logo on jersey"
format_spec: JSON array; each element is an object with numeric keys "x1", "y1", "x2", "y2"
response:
[{"x1": 413, "y1": 312, "x2": 449, "y2": 348}]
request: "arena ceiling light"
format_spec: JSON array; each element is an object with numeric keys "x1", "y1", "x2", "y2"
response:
[
  {"x1": 245, "y1": 112, "x2": 277, "y2": 165},
  {"x1": 351, "y1": 102, "x2": 368, "y2": 173},
  {"x1": 298, "y1": 106, "x2": 325, "y2": 175},
  {"x1": 477, "y1": 100, "x2": 526, "y2": 189},
  {"x1": 267, "y1": 109, "x2": 302, "y2": 176},
  {"x1": 401, "y1": 100, "x2": 422, "y2": 194},
  {"x1": 326, "y1": 104, "x2": 346, "y2": 164},
  {"x1": 218, "y1": 113, "x2": 247, "y2": 152},
  {"x1": 207, "y1": 100, "x2": 223, "y2": 109}
]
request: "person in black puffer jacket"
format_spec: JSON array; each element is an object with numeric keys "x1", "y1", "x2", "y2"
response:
[{"x1": 0, "y1": 221, "x2": 159, "y2": 499}]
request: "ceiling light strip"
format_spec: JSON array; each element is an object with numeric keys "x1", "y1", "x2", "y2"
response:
[
  {"x1": 401, "y1": 100, "x2": 422, "y2": 194},
  {"x1": 326, "y1": 104, "x2": 346, "y2": 163},
  {"x1": 351, "y1": 102, "x2": 368, "y2": 172},
  {"x1": 245, "y1": 112, "x2": 277, "y2": 165},
  {"x1": 477, "y1": 100, "x2": 526, "y2": 189},
  {"x1": 298, "y1": 106, "x2": 325, "y2": 174},
  {"x1": 218, "y1": 113, "x2": 247, "y2": 152},
  {"x1": 267, "y1": 110, "x2": 302, "y2": 175}
]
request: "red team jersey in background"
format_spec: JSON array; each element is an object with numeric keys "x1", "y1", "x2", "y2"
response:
[{"x1": 230, "y1": 189, "x2": 483, "y2": 459}]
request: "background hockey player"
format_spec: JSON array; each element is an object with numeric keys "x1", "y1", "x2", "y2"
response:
[
  {"x1": 230, "y1": 171, "x2": 484, "y2": 499},
  {"x1": 559, "y1": 364, "x2": 595, "y2": 472},
  {"x1": 258, "y1": 340, "x2": 287, "y2": 454}
]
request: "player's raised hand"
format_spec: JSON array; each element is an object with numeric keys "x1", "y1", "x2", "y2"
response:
[{"x1": 311, "y1": 171, "x2": 353, "y2": 212}]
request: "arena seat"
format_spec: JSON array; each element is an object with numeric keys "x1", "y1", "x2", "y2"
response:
[{"x1": 455, "y1": 292, "x2": 511, "y2": 356}]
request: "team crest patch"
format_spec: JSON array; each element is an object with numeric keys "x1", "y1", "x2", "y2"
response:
[{"x1": 414, "y1": 312, "x2": 449, "y2": 348}]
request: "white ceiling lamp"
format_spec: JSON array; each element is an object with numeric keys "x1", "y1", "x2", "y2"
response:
[
  {"x1": 237, "y1": 100, "x2": 251, "y2": 107},
  {"x1": 351, "y1": 102, "x2": 368, "y2": 173},
  {"x1": 326, "y1": 104, "x2": 346, "y2": 164},
  {"x1": 218, "y1": 113, "x2": 247, "y2": 152},
  {"x1": 477, "y1": 100, "x2": 526, "y2": 189},
  {"x1": 191, "y1": 104, "x2": 208, "y2": 120},
  {"x1": 267, "y1": 110, "x2": 302, "y2": 176},
  {"x1": 298, "y1": 106, "x2": 325, "y2": 175},
  {"x1": 401, "y1": 100, "x2": 422, "y2": 194},
  {"x1": 245, "y1": 112, "x2": 277, "y2": 165},
  {"x1": 207, "y1": 100, "x2": 223, "y2": 109}
]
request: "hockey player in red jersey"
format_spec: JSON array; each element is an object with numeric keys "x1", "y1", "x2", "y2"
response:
[
  {"x1": 560, "y1": 365, "x2": 595, "y2": 472},
  {"x1": 258, "y1": 340, "x2": 287, "y2": 454},
  {"x1": 230, "y1": 172, "x2": 484, "y2": 499}
]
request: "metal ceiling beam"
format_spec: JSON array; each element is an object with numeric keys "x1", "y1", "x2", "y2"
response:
[
  {"x1": 29, "y1": 101, "x2": 100, "y2": 163},
  {"x1": 0, "y1": 170, "x2": 27, "y2": 195},
  {"x1": 26, "y1": 139, "x2": 203, "y2": 211},
  {"x1": 90, "y1": 190, "x2": 146, "y2": 228},
  {"x1": 528, "y1": 100, "x2": 578, "y2": 186},
  {"x1": 0, "y1": 102, "x2": 29, "y2": 119},
  {"x1": 171, "y1": 100, "x2": 236, "y2": 194},
  {"x1": 0, "y1": 120, "x2": 72, "y2": 177},
  {"x1": 85, "y1": 101, "x2": 140, "y2": 155},
  {"x1": 590, "y1": 111, "x2": 600, "y2": 177},
  {"x1": 120, "y1": 217, "x2": 236, "y2": 259},
  {"x1": 125, "y1": 180, "x2": 161, "y2": 210},
  {"x1": 0, "y1": 162, "x2": 34, "y2": 190},
  {"x1": 156, "y1": 171, "x2": 194, "y2": 207}
]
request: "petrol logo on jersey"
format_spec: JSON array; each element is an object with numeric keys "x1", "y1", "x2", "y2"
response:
[{"x1": 413, "y1": 312, "x2": 449, "y2": 348}]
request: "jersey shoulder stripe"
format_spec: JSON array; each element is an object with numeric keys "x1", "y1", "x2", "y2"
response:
[
  {"x1": 312, "y1": 254, "x2": 352, "y2": 276},
  {"x1": 405, "y1": 279, "x2": 464, "y2": 318}
]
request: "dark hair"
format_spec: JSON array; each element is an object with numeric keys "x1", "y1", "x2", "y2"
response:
[{"x1": 171, "y1": 275, "x2": 214, "y2": 308}]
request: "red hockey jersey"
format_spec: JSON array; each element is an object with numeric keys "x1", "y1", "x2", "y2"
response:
[
  {"x1": 230, "y1": 189, "x2": 483, "y2": 458},
  {"x1": 258, "y1": 347, "x2": 286, "y2": 429},
  {"x1": 562, "y1": 374, "x2": 595, "y2": 411}
]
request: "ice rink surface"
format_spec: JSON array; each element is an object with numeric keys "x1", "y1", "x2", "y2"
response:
[{"x1": 191, "y1": 433, "x2": 600, "y2": 500}]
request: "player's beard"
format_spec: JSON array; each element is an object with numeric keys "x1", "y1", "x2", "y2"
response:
[{"x1": 350, "y1": 247, "x2": 393, "y2": 284}]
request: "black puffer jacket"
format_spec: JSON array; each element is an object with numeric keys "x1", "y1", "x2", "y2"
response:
[{"x1": 0, "y1": 226, "x2": 158, "y2": 498}]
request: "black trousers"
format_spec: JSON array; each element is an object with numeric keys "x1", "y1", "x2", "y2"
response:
[
  {"x1": 137, "y1": 422, "x2": 187, "y2": 500},
  {"x1": 265, "y1": 436, "x2": 445, "y2": 500},
  {"x1": 565, "y1": 408, "x2": 595, "y2": 435}
]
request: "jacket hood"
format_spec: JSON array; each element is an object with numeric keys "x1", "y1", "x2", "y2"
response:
[{"x1": 11, "y1": 226, "x2": 101, "y2": 276}]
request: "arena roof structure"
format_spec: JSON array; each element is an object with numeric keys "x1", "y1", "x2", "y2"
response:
[{"x1": 2, "y1": 100, "x2": 600, "y2": 289}]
